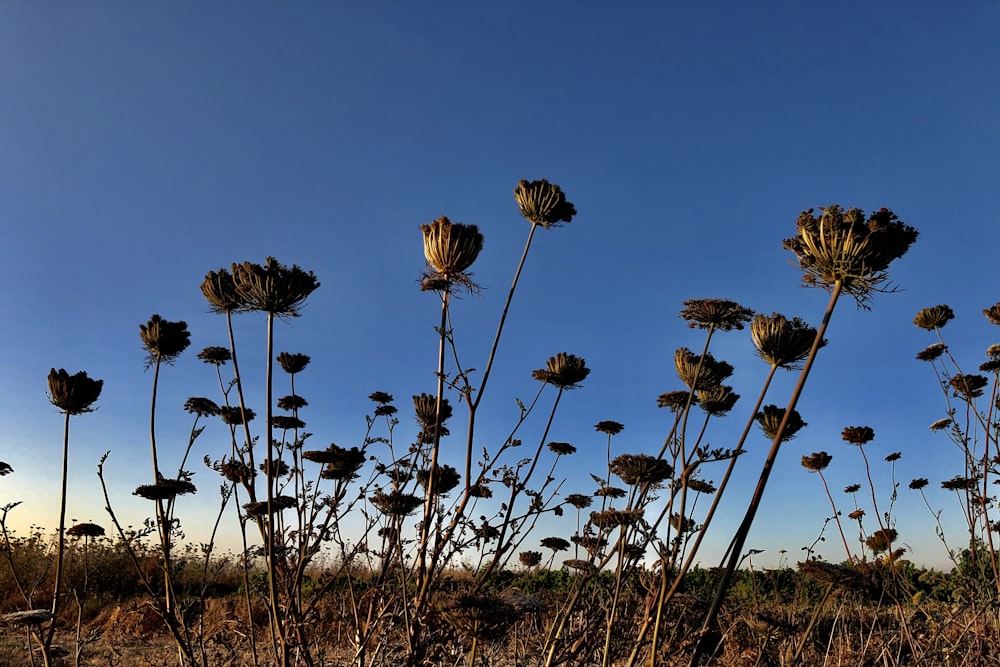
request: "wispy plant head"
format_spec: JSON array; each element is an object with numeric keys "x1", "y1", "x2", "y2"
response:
[
  {"x1": 801, "y1": 451, "x2": 832, "y2": 472},
  {"x1": 314, "y1": 445, "x2": 366, "y2": 480},
  {"x1": 755, "y1": 405, "x2": 806, "y2": 442},
  {"x1": 532, "y1": 352, "x2": 590, "y2": 389},
  {"x1": 201, "y1": 268, "x2": 244, "y2": 314},
  {"x1": 184, "y1": 396, "x2": 219, "y2": 417},
  {"x1": 231, "y1": 257, "x2": 319, "y2": 317},
  {"x1": 687, "y1": 478, "x2": 717, "y2": 494},
  {"x1": 219, "y1": 459, "x2": 253, "y2": 484},
  {"x1": 370, "y1": 489, "x2": 423, "y2": 517},
  {"x1": 420, "y1": 216, "x2": 484, "y2": 289},
  {"x1": 916, "y1": 343, "x2": 946, "y2": 362},
  {"x1": 696, "y1": 384, "x2": 739, "y2": 416},
  {"x1": 657, "y1": 390, "x2": 696, "y2": 412},
  {"x1": 782, "y1": 205, "x2": 918, "y2": 305},
  {"x1": 276, "y1": 352, "x2": 310, "y2": 374},
  {"x1": 47, "y1": 369, "x2": 103, "y2": 415},
  {"x1": 594, "y1": 485, "x2": 627, "y2": 499},
  {"x1": 674, "y1": 348, "x2": 733, "y2": 390},
  {"x1": 369, "y1": 391, "x2": 394, "y2": 404},
  {"x1": 260, "y1": 459, "x2": 290, "y2": 479},
  {"x1": 197, "y1": 346, "x2": 231, "y2": 365},
  {"x1": 949, "y1": 373, "x2": 989, "y2": 399},
  {"x1": 547, "y1": 441, "x2": 577, "y2": 455},
  {"x1": 841, "y1": 426, "x2": 875, "y2": 445},
  {"x1": 913, "y1": 305, "x2": 955, "y2": 331},
  {"x1": 930, "y1": 417, "x2": 952, "y2": 431},
  {"x1": 679, "y1": 298, "x2": 754, "y2": 331},
  {"x1": 610, "y1": 453, "x2": 672, "y2": 486},
  {"x1": 750, "y1": 313, "x2": 823, "y2": 368},
  {"x1": 270, "y1": 415, "x2": 305, "y2": 431},
  {"x1": 514, "y1": 178, "x2": 576, "y2": 228},
  {"x1": 66, "y1": 522, "x2": 105, "y2": 538},
  {"x1": 133, "y1": 478, "x2": 197, "y2": 501},
  {"x1": 519, "y1": 551, "x2": 543, "y2": 568},
  {"x1": 140, "y1": 314, "x2": 191, "y2": 367},
  {"x1": 594, "y1": 420, "x2": 624, "y2": 435}
]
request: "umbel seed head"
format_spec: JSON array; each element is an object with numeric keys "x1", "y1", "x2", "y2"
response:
[
  {"x1": 802, "y1": 451, "x2": 833, "y2": 472},
  {"x1": 678, "y1": 298, "x2": 754, "y2": 331},
  {"x1": 514, "y1": 178, "x2": 576, "y2": 228},
  {"x1": 48, "y1": 369, "x2": 103, "y2": 415},
  {"x1": 231, "y1": 257, "x2": 320, "y2": 317},
  {"x1": 532, "y1": 353, "x2": 591, "y2": 389},
  {"x1": 913, "y1": 305, "x2": 955, "y2": 331},
  {"x1": 140, "y1": 314, "x2": 191, "y2": 366},
  {"x1": 276, "y1": 352, "x2": 310, "y2": 374},
  {"x1": 420, "y1": 216, "x2": 484, "y2": 284},
  {"x1": 674, "y1": 348, "x2": 733, "y2": 390},
  {"x1": 201, "y1": 268, "x2": 245, "y2": 314},
  {"x1": 756, "y1": 405, "x2": 807, "y2": 442},
  {"x1": 751, "y1": 313, "x2": 824, "y2": 368}
]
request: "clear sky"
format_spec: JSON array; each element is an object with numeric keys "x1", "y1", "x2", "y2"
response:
[{"x1": 2, "y1": 1, "x2": 999, "y2": 571}]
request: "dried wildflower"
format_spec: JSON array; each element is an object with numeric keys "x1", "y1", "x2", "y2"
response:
[
  {"x1": 532, "y1": 353, "x2": 591, "y2": 389},
  {"x1": 750, "y1": 313, "x2": 823, "y2": 368},
  {"x1": 687, "y1": 478, "x2": 717, "y2": 494},
  {"x1": 929, "y1": 417, "x2": 952, "y2": 431},
  {"x1": 184, "y1": 397, "x2": 219, "y2": 417},
  {"x1": 909, "y1": 478, "x2": 929, "y2": 490},
  {"x1": 941, "y1": 475, "x2": 977, "y2": 491},
  {"x1": 564, "y1": 493, "x2": 593, "y2": 509},
  {"x1": 305, "y1": 445, "x2": 366, "y2": 482},
  {"x1": 519, "y1": 550, "x2": 543, "y2": 567},
  {"x1": 594, "y1": 420, "x2": 624, "y2": 435},
  {"x1": 801, "y1": 451, "x2": 832, "y2": 472},
  {"x1": 0, "y1": 462, "x2": 11, "y2": 476},
  {"x1": 548, "y1": 441, "x2": 577, "y2": 455},
  {"x1": 218, "y1": 406, "x2": 255, "y2": 425},
  {"x1": 374, "y1": 404, "x2": 397, "y2": 417},
  {"x1": 140, "y1": 315, "x2": 191, "y2": 366},
  {"x1": 657, "y1": 390, "x2": 695, "y2": 411},
  {"x1": 1, "y1": 610, "x2": 55, "y2": 626},
  {"x1": 622, "y1": 543, "x2": 646, "y2": 560},
  {"x1": 370, "y1": 490, "x2": 423, "y2": 517},
  {"x1": 913, "y1": 305, "x2": 955, "y2": 331},
  {"x1": 243, "y1": 495, "x2": 297, "y2": 517},
  {"x1": 916, "y1": 343, "x2": 947, "y2": 362},
  {"x1": 420, "y1": 216, "x2": 484, "y2": 284},
  {"x1": 413, "y1": 393, "x2": 452, "y2": 430},
  {"x1": 591, "y1": 509, "x2": 643, "y2": 530},
  {"x1": 201, "y1": 268, "x2": 245, "y2": 313},
  {"x1": 47, "y1": 369, "x2": 103, "y2": 415},
  {"x1": 277, "y1": 394, "x2": 308, "y2": 411},
  {"x1": 276, "y1": 352, "x2": 310, "y2": 374},
  {"x1": 594, "y1": 485, "x2": 627, "y2": 499},
  {"x1": 696, "y1": 384, "x2": 739, "y2": 416},
  {"x1": 610, "y1": 453, "x2": 673, "y2": 486},
  {"x1": 572, "y1": 533, "x2": 608, "y2": 555},
  {"x1": 514, "y1": 178, "x2": 576, "y2": 228},
  {"x1": 231, "y1": 257, "x2": 320, "y2": 317},
  {"x1": 842, "y1": 426, "x2": 875, "y2": 445},
  {"x1": 985, "y1": 303, "x2": 1000, "y2": 326},
  {"x1": 220, "y1": 459, "x2": 253, "y2": 484},
  {"x1": 844, "y1": 484, "x2": 861, "y2": 493},
  {"x1": 950, "y1": 373, "x2": 989, "y2": 399},
  {"x1": 782, "y1": 205, "x2": 918, "y2": 305},
  {"x1": 848, "y1": 509, "x2": 865, "y2": 520},
  {"x1": 756, "y1": 405, "x2": 806, "y2": 442},
  {"x1": 198, "y1": 346, "x2": 231, "y2": 365},
  {"x1": 67, "y1": 522, "x2": 105, "y2": 538},
  {"x1": 678, "y1": 298, "x2": 754, "y2": 331},
  {"x1": 369, "y1": 391, "x2": 393, "y2": 404},
  {"x1": 564, "y1": 558, "x2": 598, "y2": 574},
  {"x1": 541, "y1": 536, "x2": 571, "y2": 552},
  {"x1": 866, "y1": 528, "x2": 897, "y2": 553},
  {"x1": 670, "y1": 513, "x2": 696, "y2": 533},
  {"x1": 468, "y1": 482, "x2": 493, "y2": 498},
  {"x1": 885, "y1": 451, "x2": 901, "y2": 462},
  {"x1": 259, "y1": 459, "x2": 290, "y2": 478},
  {"x1": 134, "y1": 478, "x2": 197, "y2": 501},
  {"x1": 416, "y1": 464, "x2": 461, "y2": 495},
  {"x1": 474, "y1": 522, "x2": 500, "y2": 541},
  {"x1": 674, "y1": 348, "x2": 733, "y2": 390},
  {"x1": 270, "y1": 415, "x2": 305, "y2": 431},
  {"x1": 982, "y1": 360, "x2": 1000, "y2": 373}
]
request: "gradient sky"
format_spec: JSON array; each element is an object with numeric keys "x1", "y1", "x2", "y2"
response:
[{"x1": 2, "y1": 2, "x2": 999, "y2": 570}]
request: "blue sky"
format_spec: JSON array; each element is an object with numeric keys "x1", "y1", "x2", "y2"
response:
[{"x1": 2, "y1": 1, "x2": 999, "y2": 570}]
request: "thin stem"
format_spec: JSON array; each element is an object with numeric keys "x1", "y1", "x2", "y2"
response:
[{"x1": 44, "y1": 411, "x2": 71, "y2": 656}]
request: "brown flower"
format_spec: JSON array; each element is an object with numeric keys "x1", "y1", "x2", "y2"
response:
[
  {"x1": 756, "y1": 405, "x2": 806, "y2": 442},
  {"x1": 848, "y1": 509, "x2": 865, "y2": 520},
  {"x1": 844, "y1": 484, "x2": 861, "y2": 493},
  {"x1": 304, "y1": 445, "x2": 366, "y2": 481},
  {"x1": 885, "y1": 451, "x2": 901, "y2": 462},
  {"x1": 929, "y1": 417, "x2": 952, "y2": 431},
  {"x1": 47, "y1": 369, "x2": 103, "y2": 415},
  {"x1": 514, "y1": 178, "x2": 576, "y2": 228},
  {"x1": 610, "y1": 453, "x2": 673, "y2": 486},
  {"x1": 590, "y1": 509, "x2": 643, "y2": 530},
  {"x1": 277, "y1": 394, "x2": 308, "y2": 411},
  {"x1": 842, "y1": 426, "x2": 875, "y2": 445},
  {"x1": 594, "y1": 420, "x2": 624, "y2": 435},
  {"x1": 678, "y1": 298, "x2": 754, "y2": 331},
  {"x1": 751, "y1": 313, "x2": 823, "y2": 368},
  {"x1": 201, "y1": 268, "x2": 244, "y2": 314},
  {"x1": 184, "y1": 397, "x2": 219, "y2": 417},
  {"x1": 276, "y1": 352, "x2": 310, "y2": 374},
  {"x1": 801, "y1": 451, "x2": 832, "y2": 472},
  {"x1": 866, "y1": 528, "x2": 897, "y2": 553},
  {"x1": 219, "y1": 459, "x2": 253, "y2": 484},
  {"x1": 916, "y1": 343, "x2": 946, "y2": 362},
  {"x1": 563, "y1": 558, "x2": 598, "y2": 574},
  {"x1": 219, "y1": 406, "x2": 256, "y2": 425},
  {"x1": 66, "y1": 522, "x2": 105, "y2": 538},
  {"x1": 270, "y1": 415, "x2": 305, "y2": 431},
  {"x1": 941, "y1": 475, "x2": 977, "y2": 491},
  {"x1": 547, "y1": 441, "x2": 577, "y2": 455},
  {"x1": 243, "y1": 495, "x2": 298, "y2": 517},
  {"x1": 416, "y1": 464, "x2": 461, "y2": 495},
  {"x1": 674, "y1": 348, "x2": 733, "y2": 390},
  {"x1": 532, "y1": 353, "x2": 591, "y2": 389},
  {"x1": 231, "y1": 257, "x2": 320, "y2": 317},
  {"x1": 950, "y1": 373, "x2": 989, "y2": 399},
  {"x1": 657, "y1": 390, "x2": 695, "y2": 411},
  {"x1": 984, "y1": 303, "x2": 1000, "y2": 326},
  {"x1": 913, "y1": 305, "x2": 955, "y2": 331},
  {"x1": 134, "y1": 478, "x2": 197, "y2": 501},
  {"x1": 413, "y1": 393, "x2": 452, "y2": 430},
  {"x1": 564, "y1": 493, "x2": 593, "y2": 509},
  {"x1": 420, "y1": 216, "x2": 484, "y2": 282},
  {"x1": 909, "y1": 478, "x2": 929, "y2": 490},
  {"x1": 371, "y1": 490, "x2": 423, "y2": 516},
  {"x1": 519, "y1": 550, "x2": 542, "y2": 567},
  {"x1": 696, "y1": 384, "x2": 739, "y2": 416},
  {"x1": 198, "y1": 346, "x2": 231, "y2": 365},
  {"x1": 686, "y1": 478, "x2": 717, "y2": 494},
  {"x1": 594, "y1": 485, "x2": 627, "y2": 499},
  {"x1": 369, "y1": 391, "x2": 394, "y2": 404},
  {"x1": 540, "y1": 536, "x2": 571, "y2": 552},
  {"x1": 140, "y1": 315, "x2": 191, "y2": 366},
  {"x1": 259, "y1": 459, "x2": 290, "y2": 478}
]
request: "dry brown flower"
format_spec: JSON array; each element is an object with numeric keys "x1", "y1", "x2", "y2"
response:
[
  {"x1": 184, "y1": 397, "x2": 219, "y2": 417},
  {"x1": 219, "y1": 459, "x2": 253, "y2": 484},
  {"x1": 909, "y1": 478, "x2": 929, "y2": 490},
  {"x1": 420, "y1": 216, "x2": 484, "y2": 283},
  {"x1": 885, "y1": 451, "x2": 901, "y2": 462},
  {"x1": 950, "y1": 373, "x2": 989, "y2": 399},
  {"x1": 594, "y1": 485, "x2": 627, "y2": 499},
  {"x1": 370, "y1": 490, "x2": 423, "y2": 517},
  {"x1": 594, "y1": 420, "x2": 624, "y2": 435},
  {"x1": 468, "y1": 482, "x2": 493, "y2": 498},
  {"x1": 197, "y1": 346, "x2": 231, "y2": 365},
  {"x1": 842, "y1": 426, "x2": 875, "y2": 445},
  {"x1": 532, "y1": 352, "x2": 591, "y2": 389},
  {"x1": 657, "y1": 390, "x2": 696, "y2": 411},
  {"x1": 670, "y1": 513, "x2": 696, "y2": 534},
  {"x1": 66, "y1": 522, "x2": 105, "y2": 538},
  {"x1": 563, "y1": 558, "x2": 598, "y2": 574},
  {"x1": 610, "y1": 453, "x2": 673, "y2": 486},
  {"x1": 866, "y1": 528, "x2": 897, "y2": 553},
  {"x1": 514, "y1": 178, "x2": 576, "y2": 228},
  {"x1": 755, "y1": 405, "x2": 806, "y2": 442},
  {"x1": 416, "y1": 464, "x2": 461, "y2": 496},
  {"x1": 797, "y1": 560, "x2": 871, "y2": 593},
  {"x1": 440, "y1": 593, "x2": 519, "y2": 640},
  {"x1": 916, "y1": 343, "x2": 947, "y2": 362},
  {"x1": 413, "y1": 393, "x2": 452, "y2": 430},
  {"x1": 801, "y1": 451, "x2": 832, "y2": 472},
  {"x1": 750, "y1": 313, "x2": 823, "y2": 368},
  {"x1": 844, "y1": 484, "x2": 861, "y2": 493},
  {"x1": 369, "y1": 391, "x2": 394, "y2": 404},
  {"x1": 231, "y1": 257, "x2": 320, "y2": 317},
  {"x1": 674, "y1": 348, "x2": 733, "y2": 390},
  {"x1": 277, "y1": 394, "x2": 308, "y2": 411},
  {"x1": 243, "y1": 495, "x2": 297, "y2": 517},
  {"x1": 941, "y1": 475, "x2": 977, "y2": 491},
  {"x1": 133, "y1": 478, "x2": 197, "y2": 501},
  {"x1": 140, "y1": 314, "x2": 191, "y2": 366},
  {"x1": 201, "y1": 268, "x2": 244, "y2": 314},
  {"x1": 276, "y1": 352, "x2": 310, "y2": 374},
  {"x1": 848, "y1": 509, "x2": 865, "y2": 520},
  {"x1": 540, "y1": 536, "x2": 571, "y2": 552},
  {"x1": 696, "y1": 384, "x2": 739, "y2": 416},
  {"x1": 270, "y1": 415, "x2": 305, "y2": 431},
  {"x1": 1, "y1": 610, "x2": 55, "y2": 626},
  {"x1": 686, "y1": 478, "x2": 717, "y2": 494},
  {"x1": 572, "y1": 533, "x2": 608, "y2": 555},
  {"x1": 564, "y1": 493, "x2": 593, "y2": 509},
  {"x1": 219, "y1": 406, "x2": 255, "y2": 425},
  {"x1": 678, "y1": 298, "x2": 754, "y2": 331},
  {"x1": 519, "y1": 550, "x2": 542, "y2": 567},
  {"x1": 913, "y1": 305, "x2": 955, "y2": 330},
  {"x1": 984, "y1": 303, "x2": 1000, "y2": 326},
  {"x1": 929, "y1": 417, "x2": 952, "y2": 431},
  {"x1": 259, "y1": 459, "x2": 290, "y2": 478},
  {"x1": 547, "y1": 441, "x2": 577, "y2": 455},
  {"x1": 591, "y1": 509, "x2": 643, "y2": 530},
  {"x1": 47, "y1": 369, "x2": 103, "y2": 415}
]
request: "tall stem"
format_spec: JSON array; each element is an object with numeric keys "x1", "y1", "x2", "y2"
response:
[
  {"x1": 263, "y1": 311, "x2": 287, "y2": 667},
  {"x1": 44, "y1": 411, "x2": 72, "y2": 656}
]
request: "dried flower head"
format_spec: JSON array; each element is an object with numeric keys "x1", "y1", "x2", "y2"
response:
[
  {"x1": 984, "y1": 303, "x2": 1000, "y2": 326},
  {"x1": 547, "y1": 441, "x2": 577, "y2": 455},
  {"x1": 259, "y1": 459, "x2": 290, "y2": 478},
  {"x1": 532, "y1": 353, "x2": 591, "y2": 389},
  {"x1": 519, "y1": 550, "x2": 543, "y2": 568},
  {"x1": 369, "y1": 391, "x2": 394, "y2": 404},
  {"x1": 420, "y1": 216, "x2": 484, "y2": 285},
  {"x1": 929, "y1": 417, "x2": 952, "y2": 431},
  {"x1": 941, "y1": 475, "x2": 977, "y2": 491},
  {"x1": 591, "y1": 509, "x2": 643, "y2": 530},
  {"x1": 782, "y1": 205, "x2": 918, "y2": 305},
  {"x1": 563, "y1": 558, "x2": 598, "y2": 574},
  {"x1": 657, "y1": 390, "x2": 695, "y2": 411},
  {"x1": 751, "y1": 313, "x2": 823, "y2": 368},
  {"x1": 848, "y1": 509, "x2": 865, "y2": 520},
  {"x1": 270, "y1": 415, "x2": 305, "y2": 431},
  {"x1": 276, "y1": 352, "x2": 310, "y2": 374},
  {"x1": 844, "y1": 484, "x2": 861, "y2": 493},
  {"x1": 866, "y1": 528, "x2": 897, "y2": 553},
  {"x1": 909, "y1": 478, "x2": 929, "y2": 490},
  {"x1": 413, "y1": 393, "x2": 453, "y2": 430},
  {"x1": 916, "y1": 343, "x2": 947, "y2": 362},
  {"x1": 370, "y1": 489, "x2": 423, "y2": 516},
  {"x1": 540, "y1": 536, "x2": 571, "y2": 552},
  {"x1": 885, "y1": 451, "x2": 901, "y2": 462},
  {"x1": 842, "y1": 426, "x2": 875, "y2": 445},
  {"x1": 503, "y1": 592, "x2": 547, "y2": 614},
  {"x1": 950, "y1": 373, "x2": 989, "y2": 399},
  {"x1": 219, "y1": 406, "x2": 255, "y2": 425},
  {"x1": 514, "y1": 178, "x2": 576, "y2": 228},
  {"x1": 416, "y1": 464, "x2": 461, "y2": 496},
  {"x1": 801, "y1": 451, "x2": 832, "y2": 472},
  {"x1": 913, "y1": 305, "x2": 955, "y2": 331},
  {"x1": 564, "y1": 493, "x2": 593, "y2": 509},
  {"x1": 571, "y1": 533, "x2": 608, "y2": 555},
  {"x1": 231, "y1": 257, "x2": 320, "y2": 317},
  {"x1": 304, "y1": 445, "x2": 366, "y2": 480},
  {"x1": 674, "y1": 348, "x2": 734, "y2": 390},
  {"x1": 670, "y1": 513, "x2": 696, "y2": 534},
  {"x1": 243, "y1": 495, "x2": 297, "y2": 517},
  {"x1": 755, "y1": 405, "x2": 807, "y2": 442},
  {"x1": 219, "y1": 459, "x2": 253, "y2": 484},
  {"x1": 0, "y1": 462, "x2": 11, "y2": 476},
  {"x1": 687, "y1": 478, "x2": 717, "y2": 494},
  {"x1": 277, "y1": 394, "x2": 308, "y2": 411},
  {"x1": 47, "y1": 369, "x2": 103, "y2": 415},
  {"x1": 66, "y1": 522, "x2": 105, "y2": 538},
  {"x1": 610, "y1": 453, "x2": 673, "y2": 486},
  {"x1": 468, "y1": 482, "x2": 493, "y2": 498},
  {"x1": 696, "y1": 385, "x2": 739, "y2": 416},
  {"x1": 198, "y1": 346, "x2": 231, "y2": 365},
  {"x1": 133, "y1": 478, "x2": 197, "y2": 501},
  {"x1": 184, "y1": 397, "x2": 219, "y2": 417},
  {"x1": 140, "y1": 315, "x2": 191, "y2": 366},
  {"x1": 594, "y1": 485, "x2": 627, "y2": 499},
  {"x1": 678, "y1": 298, "x2": 754, "y2": 331},
  {"x1": 201, "y1": 268, "x2": 244, "y2": 314},
  {"x1": 594, "y1": 420, "x2": 624, "y2": 436}
]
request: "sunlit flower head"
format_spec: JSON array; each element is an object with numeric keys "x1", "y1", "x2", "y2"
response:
[
  {"x1": 949, "y1": 373, "x2": 989, "y2": 399},
  {"x1": 916, "y1": 343, "x2": 946, "y2": 362},
  {"x1": 420, "y1": 216, "x2": 484, "y2": 286},
  {"x1": 532, "y1": 353, "x2": 590, "y2": 389},
  {"x1": 140, "y1": 314, "x2": 190, "y2": 368},
  {"x1": 231, "y1": 257, "x2": 320, "y2": 317},
  {"x1": 985, "y1": 303, "x2": 1000, "y2": 326},
  {"x1": 657, "y1": 390, "x2": 696, "y2": 412},
  {"x1": 678, "y1": 298, "x2": 754, "y2": 331},
  {"x1": 755, "y1": 405, "x2": 806, "y2": 442},
  {"x1": 514, "y1": 178, "x2": 576, "y2": 228},
  {"x1": 674, "y1": 348, "x2": 733, "y2": 390},
  {"x1": 801, "y1": 451, "x2": 832, "y2": 472},
  {"x1": 750, "y1": 313, "x2": 823, "y2": 368},
  {"x1": 201, "y1": 268, "x2": 244, "y2": 314},
  {"x1": 866, "y1": 528, "x2": 897, "y2": 553},
  {"x1": 696, "y1": 384, "x2": 739, "y2": 416},
  {"x1": 841, "y1": 426, "x2": 875, "y2": 445},
  {"x1": 413, "y1": 393, "x2": 452, "y2": 430},
  {"x1": 913, "y1": 305, "x2": 955, "y2": 331}
]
